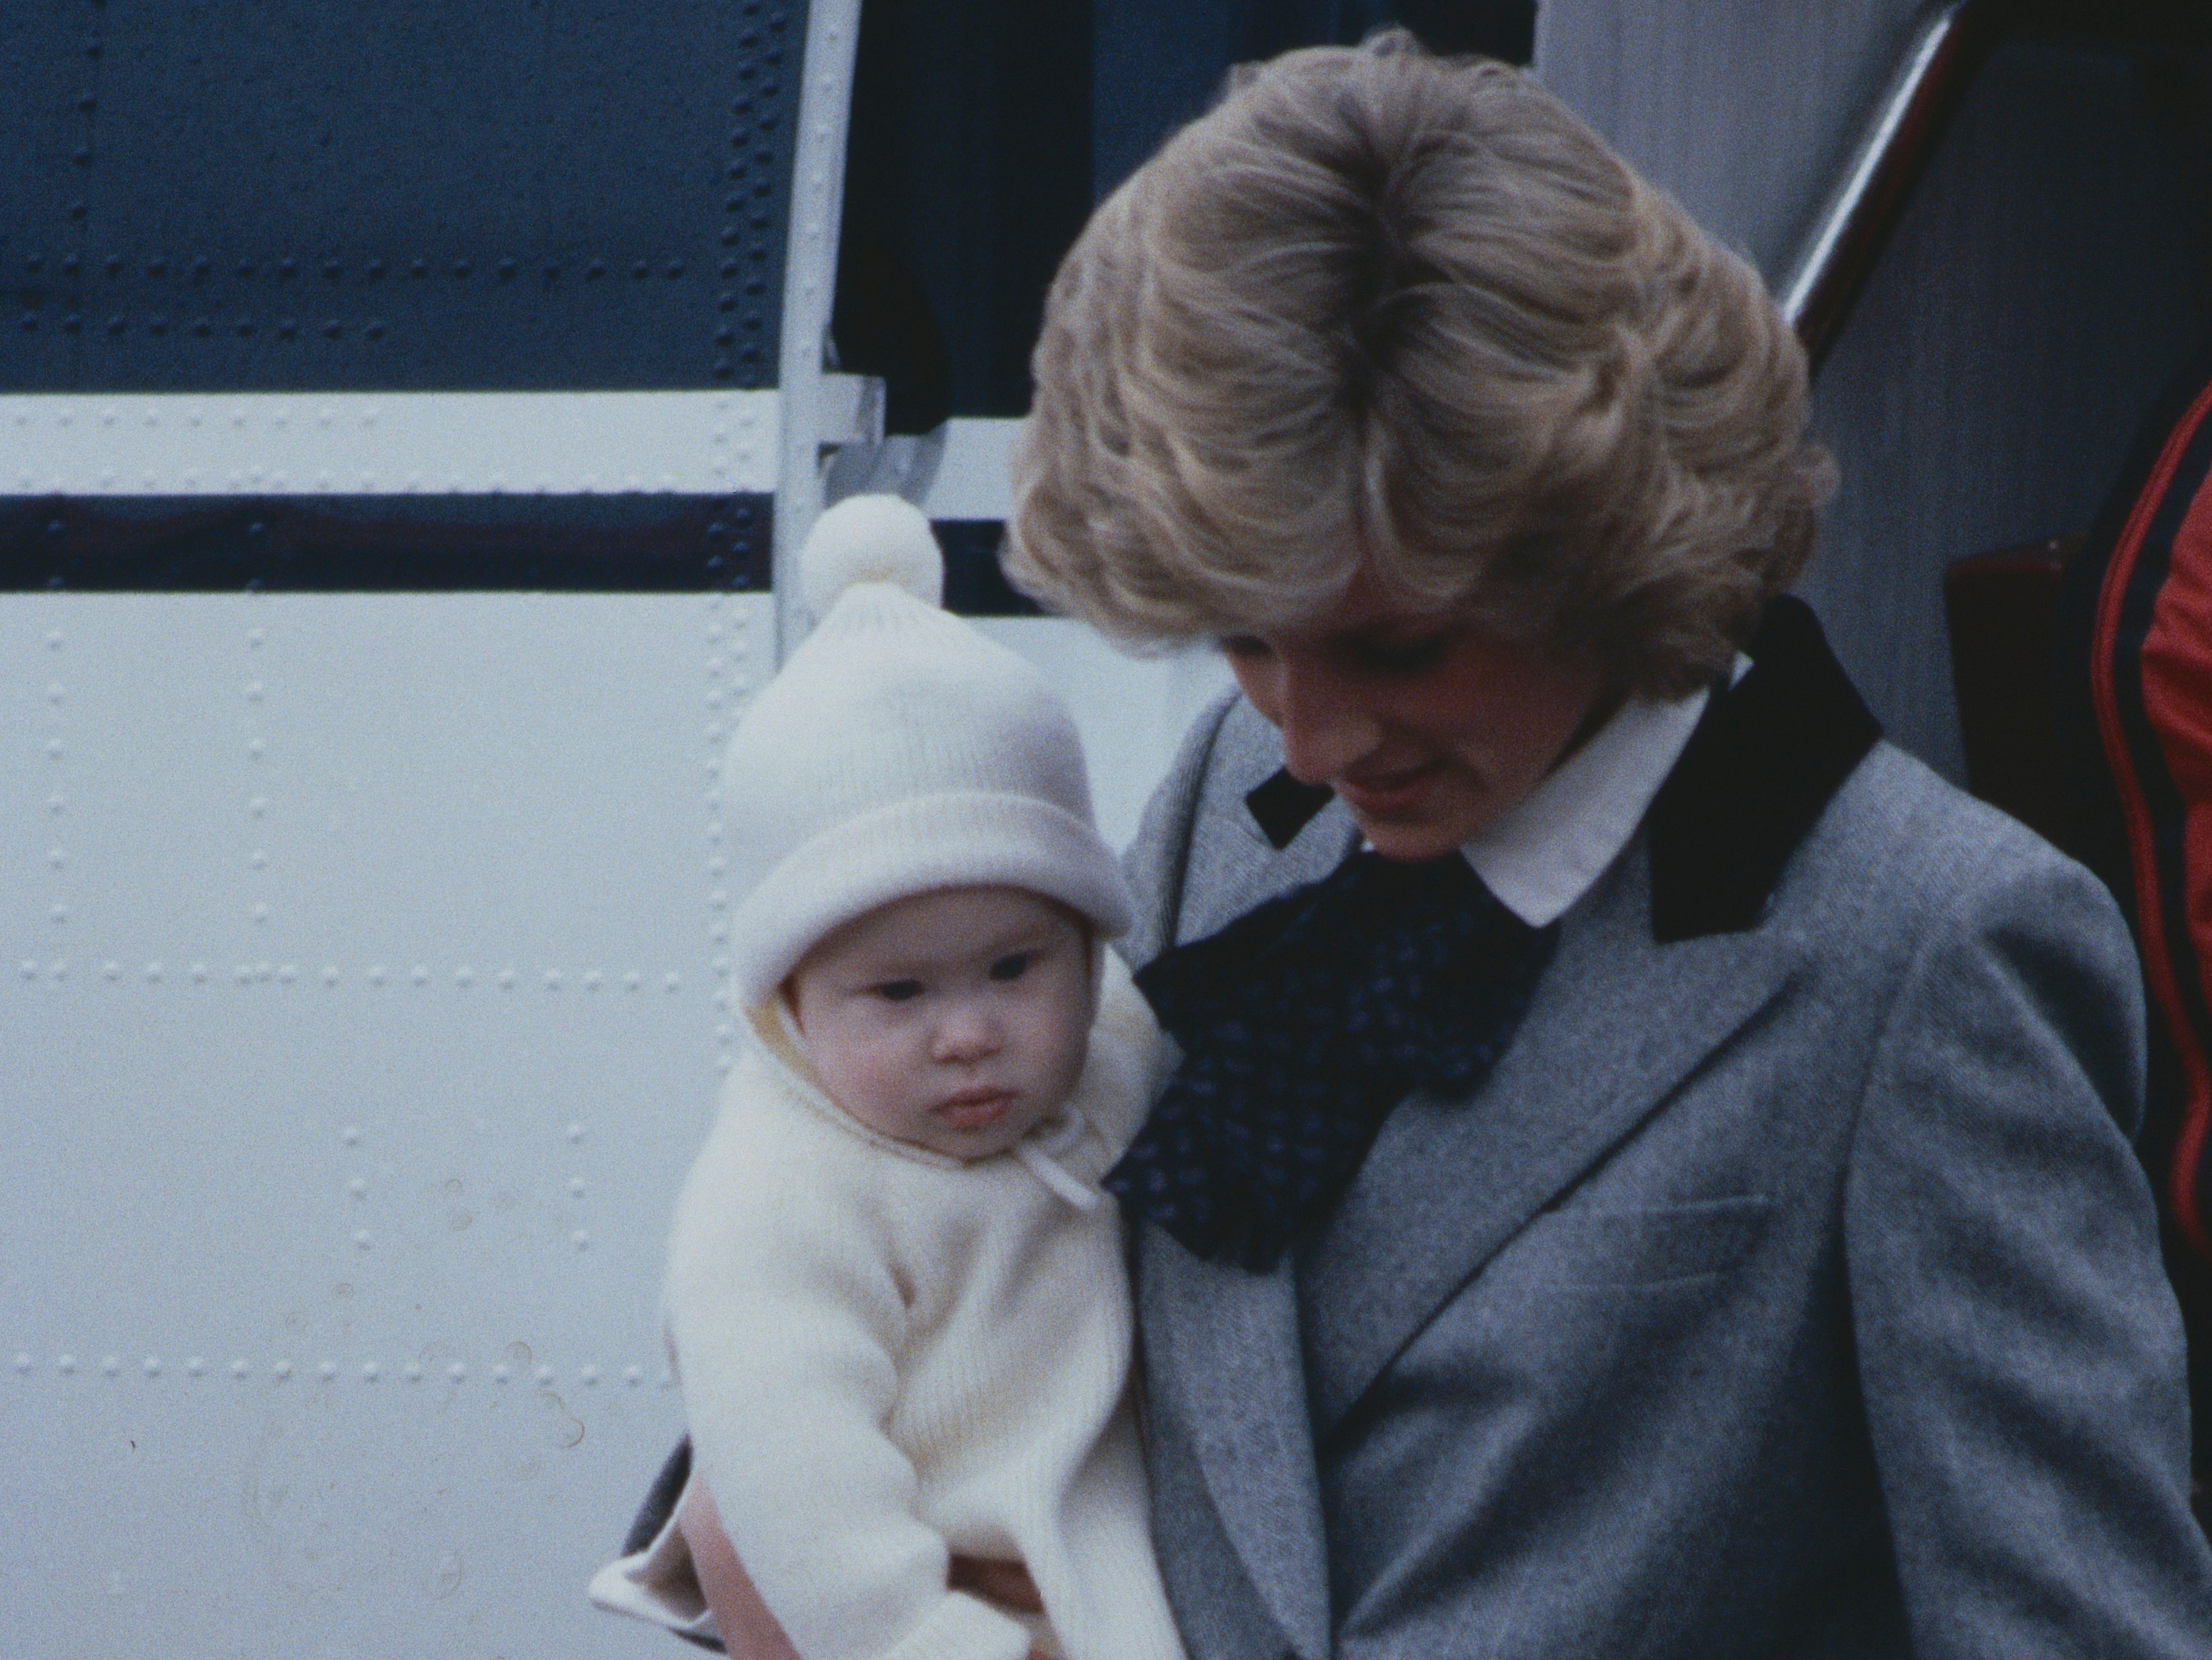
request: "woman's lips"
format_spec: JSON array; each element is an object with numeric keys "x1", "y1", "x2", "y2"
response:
[
  {"x1": 1336, "y1": 760, "x2": 1445, "y2": 818},
  {"x1": 935, "y1": 1088, "x2": 1013, "y2": 1130}
]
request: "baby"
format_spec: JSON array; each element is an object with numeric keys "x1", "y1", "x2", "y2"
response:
[{"x1": 591, "y1": 496, "x2": 1186, "y2": 1660}]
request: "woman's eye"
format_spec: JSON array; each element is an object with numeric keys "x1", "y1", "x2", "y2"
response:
[
  {"x1": 1350, "y1": 632, "x2": 1450, "y2": 673},
  {"x1": 872, "y1": 979, "x2": 925, "y2": 1004},
  {"x1": 987, "y1": 952, "x2": 1033, "y2": 983}
]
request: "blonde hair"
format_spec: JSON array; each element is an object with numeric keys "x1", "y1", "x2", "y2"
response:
[{"x1": 1007, "y1": 31, "x2": 1834, "y2": 698}]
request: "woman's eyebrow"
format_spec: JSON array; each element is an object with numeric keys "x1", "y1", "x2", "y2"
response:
[{"x1": 1337, "y1": 619, "x2": 1451, "y2": 649}]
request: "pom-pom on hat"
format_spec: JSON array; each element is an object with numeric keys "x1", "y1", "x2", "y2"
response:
[
  {"x1": 722, "y1": 495, "x2": 1133, "y2": 1007},
  {"x1": 794, "y1": 493, "x2": 944, "y2": 617}
]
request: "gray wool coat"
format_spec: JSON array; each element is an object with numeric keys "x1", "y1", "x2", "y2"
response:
[{"x1": 1117, "y1": 604, "x2": 2212, "y2": 1659}]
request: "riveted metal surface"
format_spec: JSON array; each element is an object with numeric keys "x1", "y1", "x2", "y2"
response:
[
  {"x1": 0, "y1": 9, "x2": 1242, "y2": 1652},
  {"x1": 0, "y1": 588, "x2": 1222, "y2": 1658},
  {"x1": 1, "y1": 590, "x2": 772, "y2": 1660},
  {"x1": 0, "y1": 392, "x2": 781, "y2": 496},
  {"x1": 0, "y1": 3, "x2": 807, "y2": 393},
  {"x1": 0, "y1": 492, "x2": 774, "y2": 592}
]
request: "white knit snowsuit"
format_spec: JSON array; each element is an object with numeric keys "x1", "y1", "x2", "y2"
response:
[{"x1": 663, "y1": 954, "x2": 1187, "y2": 1660}]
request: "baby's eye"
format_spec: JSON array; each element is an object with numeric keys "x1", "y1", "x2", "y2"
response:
[
  {"x1": 986, "y1": 952, "x2": 1033, "y2": 983},
  {"x1": 1218, "y1": 634, "x2": 1272, "y2": 663},
  {"x1": 872, "y1": 979, "x2": 925, "y2": 1003}
]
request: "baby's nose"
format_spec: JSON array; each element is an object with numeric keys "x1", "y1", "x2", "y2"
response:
[{"x1": 933, "y1": 1005, "x2": 1001, "y2": 1061}]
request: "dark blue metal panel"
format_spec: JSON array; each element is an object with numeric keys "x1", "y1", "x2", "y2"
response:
[
  {"x1": 0, "y1": 1, "x2": 807, "y2": 392},
  {"x1": 0, "y1": 493, "x2": 773, "y2": 590}
]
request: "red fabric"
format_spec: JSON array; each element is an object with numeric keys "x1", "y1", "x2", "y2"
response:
[{"x1": 2094, "y1": 377, "x2": 2212, "y2": 1260}]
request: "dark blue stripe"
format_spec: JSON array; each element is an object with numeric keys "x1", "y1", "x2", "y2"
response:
[
  {"x1": 0, "y1": 498, "x2": 1044, "y2": 610},
  {"x1": 0, "y1": 495, "x2": 772, "y2": 592}
]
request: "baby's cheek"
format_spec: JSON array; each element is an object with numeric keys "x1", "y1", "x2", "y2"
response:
[
  {"x1": 1042, "y1": 1023, "x2": 1093, "y2": 1108},
  {"x1": 856, "y1": 1047, "x2": 930, "y2": 1133},
  {"x1": 810, "y1": 1030, "x2": 899, "y2": 1134}
]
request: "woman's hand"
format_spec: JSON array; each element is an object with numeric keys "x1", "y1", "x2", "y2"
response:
[
  {"x1": 953, "y1": 1557, "x2": 1053, "y2": 1660},
  {"x1": 676, "y1": 1480, "x2": 802, "y2": 1660},
  {"x1": 947, "y1": 1554, "x2": 1044, "y2": 1614},
  {"x1": 677, "y1": 1477, "x2": 1050, "y2": 1658}
]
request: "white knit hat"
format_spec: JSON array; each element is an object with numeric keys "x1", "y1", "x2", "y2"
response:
[{"x1": 722, "y1": 495, "x2": 1132, "y2": 1006}]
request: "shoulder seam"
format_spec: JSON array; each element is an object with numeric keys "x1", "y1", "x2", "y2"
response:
[{"x1": 1153, "y1": 690, "x2": 1242, "y2": 958}]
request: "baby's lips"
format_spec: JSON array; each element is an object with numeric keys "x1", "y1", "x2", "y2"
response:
[{"x1": 934, "y1": 1089, "x2": 1014, "y2": 1130}]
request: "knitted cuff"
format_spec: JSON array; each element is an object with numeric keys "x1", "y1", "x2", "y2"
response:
[{"x1": 881, "y1": 1590, "x2": 1038, "y2": 1660}]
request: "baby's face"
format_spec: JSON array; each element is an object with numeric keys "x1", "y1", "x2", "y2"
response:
[{"x1": 785, "y1": 886, "x2": 1094, "y2": 1160}]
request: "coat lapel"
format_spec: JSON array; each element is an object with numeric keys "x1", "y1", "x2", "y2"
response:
[
  {"x1": 1294, "y1": 841, "x2": 1804, "y2": 1435},
  {"x1": 1139, "y1": 1228, "x2": 1334, "y2": 1660},
  {"x1": 1282, "y1": 606, "x2": 1877, "y2": 1439},
  {"x1": 1128, "y1": 704, "x2": 1350, "y2": 1660},
  {"x1": 1136, "y1": 596, "x2": 1877, "y2": 1625},
  {"x1": 1168, "y1": 696, "x2": 1362, "y2": 947}
]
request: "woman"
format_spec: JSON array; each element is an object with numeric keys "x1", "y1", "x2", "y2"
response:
[{"x1": 639, "y1": 32, "x2": 2212, "y2": 1657}]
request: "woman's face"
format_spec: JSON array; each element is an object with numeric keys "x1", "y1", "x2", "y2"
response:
[{"x1": 1221, "y1": 563, "x2": 1615, "y2": 861}]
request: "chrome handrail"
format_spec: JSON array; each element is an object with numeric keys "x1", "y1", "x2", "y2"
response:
[{"x1": 1779, "y1": 0, "x2": 2011, "y2": 371}]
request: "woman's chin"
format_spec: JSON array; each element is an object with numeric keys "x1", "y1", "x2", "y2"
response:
[
  {"x1": 1353, "y1": 815, "x2": 1478, "y2": 862},
  {"x1": 1347, "y1": 782, "x2": 1513, "y2": 861}
]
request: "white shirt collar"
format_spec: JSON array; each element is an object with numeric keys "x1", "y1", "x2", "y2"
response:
[{"x1": 1461, "y1": 656, "x2": 1748, "y2": 927}]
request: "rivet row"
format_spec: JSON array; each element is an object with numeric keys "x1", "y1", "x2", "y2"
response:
[
  {"x1": 8, "y1": 400, "x2": 755, "y2": 433},
  {"x1": 1, "y1": 393, "x2": 779, "y2": 499},
  {"x1": 17, "y1": 313, "x2": 389, "y2": 341},
  {"x1": 709, "y1": 593, "x2": 744, "y2": 1073},
  {"x1": 707, "y1": 16, "x2": 790, "y2": 381},
  {"x1": 43, "y1": 636, "x2": 70, "y2": 939},
  {"x1": 12, "y1": 960, "x2": 687, "y2": 990},
  {"x1": 10, "y1": 469, "x2": 754, "y2": 494},
  {"x1": 18, "y1": 255, "x2": 701, "y2": 284},
  {"x1": 9, "y1": 1352, "x2": 671, "y2": 1387}
]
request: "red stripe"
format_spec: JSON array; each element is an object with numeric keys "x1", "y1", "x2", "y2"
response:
[
  {"x1": 2141, "y1": 477, "x2": 2212, "y2": 1254},
  {"x1": 2093, "y1": 375, "x2": 2212, "y2": 1260}
]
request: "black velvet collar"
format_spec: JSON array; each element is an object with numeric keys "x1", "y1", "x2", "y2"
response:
[
  {"x1": 1241, "y1": 596, "x2": 1881, "y2": 943},
  {"x1": 1245, "y1": 767, "x2": 1336, "y2": 850}
]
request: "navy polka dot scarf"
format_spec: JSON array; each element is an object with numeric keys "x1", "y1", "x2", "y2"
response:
[{"x1": 1110, "y1": 849, "x2": 1556, "y2": 1271}]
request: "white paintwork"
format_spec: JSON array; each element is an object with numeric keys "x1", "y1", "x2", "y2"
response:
[
  {"x1": 819, "y1": 417, "x2": 1026, "y2": 528},
  {"x1": 918, "y1": 417, "x2": 1026, "y2": 520},
  {"x1": 0, "y1": 391, "x2": 781, "y2": 496},
  {"x1": 0, "y1": 590, "x2": 1225, "y2": 1659},
  {"x1": 0, "y1": 3, "x2": 1236, "y2": 1657},
  {"x1": 816, "y1": 372, "x2": 887, "y2": 451},
  {"x1": 773, "y1": 0, "x2": 867, "y2": 659}
]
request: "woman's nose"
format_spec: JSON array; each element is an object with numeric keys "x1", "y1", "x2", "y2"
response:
[{"x1": 1274, "y1": 657, "x2": 1381, "y2": 786}]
